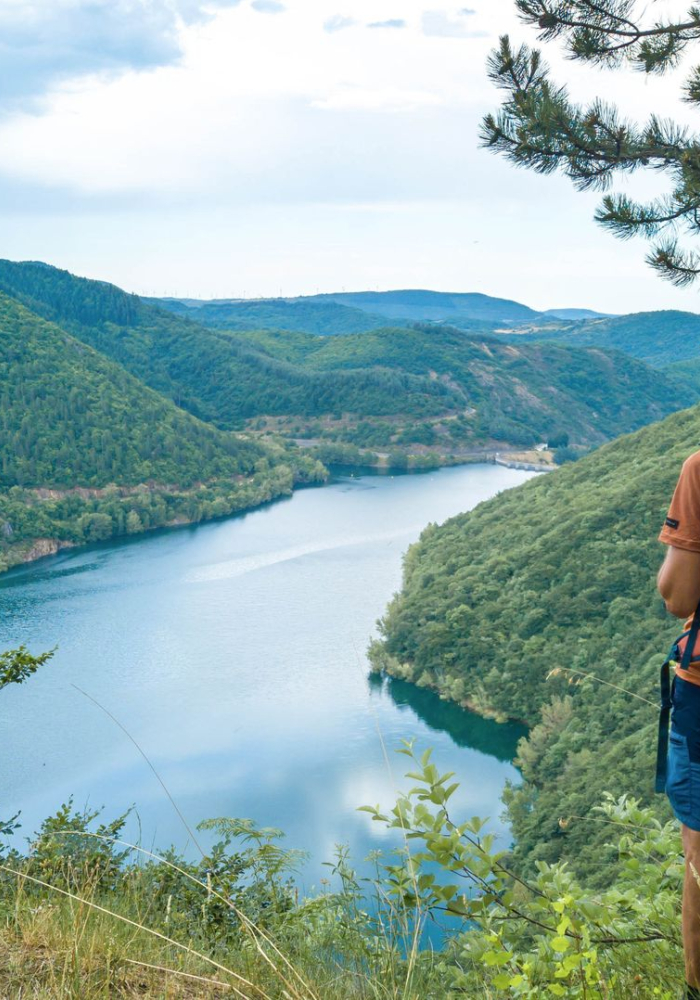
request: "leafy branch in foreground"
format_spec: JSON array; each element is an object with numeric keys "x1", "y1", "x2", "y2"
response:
[
  {"x1": 362, "y1": 741, "x2": 684, "y2": 997},
  {"x1": 0, "y1": 645, "x2": 54, "y2": 690},
  {"x1": 482, "y1": 3, "x2": 700, "y2": 285},
  {"x1": 0, "y1": 743, "x2": 690, "y2": 996}
]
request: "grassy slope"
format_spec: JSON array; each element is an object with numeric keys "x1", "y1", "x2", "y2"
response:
[{"x1": 370, "y1": 401, "x2": 700, "y2": 878}]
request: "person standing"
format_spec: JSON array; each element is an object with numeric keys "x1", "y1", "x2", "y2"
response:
[{"x1": 659, "y1": 452, "x2": 700, "y2": 1000}]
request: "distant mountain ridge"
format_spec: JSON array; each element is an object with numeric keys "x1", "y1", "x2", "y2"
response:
[
  {"x1": 154, "y1": 288, "x2": 544, "y2": 331},
  {"x1": 153, "y1": 289, "x2": 690, "y2": 355}
]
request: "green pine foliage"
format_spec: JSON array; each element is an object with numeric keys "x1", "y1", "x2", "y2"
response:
[
  {"x1": 369, "y1": 401, "x2": 700, "y2": 881},
  {"x1": 482, "y1": 3, "x2": 700, "y2": 285}
]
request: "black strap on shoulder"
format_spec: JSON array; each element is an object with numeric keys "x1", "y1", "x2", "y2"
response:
[{"x1": 656, "y1": 600, "x2": 700, "y2": 793}]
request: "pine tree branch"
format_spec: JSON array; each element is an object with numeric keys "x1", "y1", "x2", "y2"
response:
[
  {"x1": 518, "y1": 1, "x2": 700, "y2": 43},
  {"x1": 516, "y1": 2, "x2": 700, "y2": 67},
  {"x1": 647, "y1": 240, "x2": 700, "y2": 286},
  {"x1": 484, "y1": 11, "x2": 700, "y2": 285}
]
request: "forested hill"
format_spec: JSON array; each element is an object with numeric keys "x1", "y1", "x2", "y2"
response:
[
  {"x1": 0, "y1": 292, "x2": 325, "y2": 573},
  {"x1": 0, "y1": 261, "x2": 462, "y2": 430},
  {"x1": 0, "y1": 260, "x2": 690, "y2": 459},
  {"x1": 370, "y1": 402, "x2": 700, "y2": 881},
  {"x1": 152, "y1": 296, "x2": 391, "y2": 336},
  {"x1": 237, "y1": 325, "x2": 696, "y2": 449},
  {"x1": 307, "y1": 289, "x2": 543, "y2": 324},
  {"x1": 154, "y1": 288, "x2": 542, "y2": 332},
  {"x1": 0, "y1": 293, "x2": 263, "y2": 489},
  {"x1": 503, "y1": 310, "x2": 700, "y2": 366},
  {"x1": 0, "y1": 258, "x2": 146, "y2": 329}
]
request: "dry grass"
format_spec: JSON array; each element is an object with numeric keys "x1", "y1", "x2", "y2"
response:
[{"x1": 0, "y1": 925, "x2": 233, "y2": 998}]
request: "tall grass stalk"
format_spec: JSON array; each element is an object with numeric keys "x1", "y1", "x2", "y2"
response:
[
  {"x1": 34, "y1": 829, "x2": 320, "y2": 1000},
  {"x1": 0, "y1": 863, "x2": 269, "y2": 999}
]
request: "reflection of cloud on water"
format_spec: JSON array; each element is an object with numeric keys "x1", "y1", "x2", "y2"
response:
[{"x1": 186, "y1": 528, "x2": 422, "y2": 583}]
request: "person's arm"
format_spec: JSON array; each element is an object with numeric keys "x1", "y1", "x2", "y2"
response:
[
  {"x1": 658, "y1": 546, "x2": 700, "y2": 619},
  {"x1": 658, "y1": 453, "x2": 700, "y2": 618}
]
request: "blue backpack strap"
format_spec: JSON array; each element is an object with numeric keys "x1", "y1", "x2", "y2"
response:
[{"x1": 655, "y1": 658, "x2": 674, "y2": 793}]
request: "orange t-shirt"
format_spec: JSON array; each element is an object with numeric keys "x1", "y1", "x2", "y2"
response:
[{"x1": 659, "y1": 451, "x2": 700, "y2": 686}]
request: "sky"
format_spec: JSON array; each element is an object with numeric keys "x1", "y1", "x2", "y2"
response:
[{"x1": 1, "y1": 0, "x2": 699, "y2": 313}]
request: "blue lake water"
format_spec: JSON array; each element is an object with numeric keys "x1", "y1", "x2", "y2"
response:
[{"x1": 0, "y1": 464, "x2": 531, "y2": 890}]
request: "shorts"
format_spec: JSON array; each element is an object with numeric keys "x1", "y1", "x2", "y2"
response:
[{"x1": 667, "y1": 674, "x2": 700, "y2": 831}]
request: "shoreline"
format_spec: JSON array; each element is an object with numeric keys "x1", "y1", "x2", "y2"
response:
[{"x1": 0, "y1": 454, "x2": 549, "y2": 579}]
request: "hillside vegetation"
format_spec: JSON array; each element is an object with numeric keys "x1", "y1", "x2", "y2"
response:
[
  {"x1": 369, "y1": 401, "x2": 700, "y2": 881},
  {"x1": 505, "y1": 310, "x2": 700, "y2": 366},
  {"x1": 237, "y1": 324, "x2": 695, "y2": 450},
  {"x1": 0, "y1": 290, "x2": 325, "y2": 573},
  {"x1": 0, "y1": 260, "x2": 694, "y2": 463},
  {"x1": 151, "y1": 295, "x2": 390, "y2": 335},
  {"x1": 0, "y1": 261, "x2": 461, "y2": 431},
  {"x1": 0, "y1": 293, "x2": 266, "y2": 489}
]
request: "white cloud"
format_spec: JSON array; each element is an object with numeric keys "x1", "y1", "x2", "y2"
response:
[
  {"x1": 0, "y1": 0, "x2": 242, "y2": 108},
  {"x1": 324, "y1": 14, "x2": 357, "y2": 33},
  {"x1": 368, "y1": 19, "x2": 407, "y2": 29},
  {"x1": 251, "y1": 0, "x2": 286, "y2": 12},
  {"x1": 422, "y1": 10, "x2": 487, "y2": 38},
  {"x1": 0, "y1": 0, "x2": 698, "y2": 310},
  {"x1": 312, "y1": 86, "x2": 442, "y2": 113}
]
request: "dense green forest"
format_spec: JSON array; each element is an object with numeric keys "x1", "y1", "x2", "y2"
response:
[
  {"x1": 237, "y1": 324, "x2": 695, "y2": 449},
  {"x1": 0, "y1": 261, "x2": 462, "y2": 430},
  {"x1": 0, "y1": 260, "x2": 689, "y2": 460},
  {"x1": 0, "y1": 293, "x2": 268, "y2": 489},
  {"x1": 369, "y1": 402, "x2": 700, "y2": 882},
  {"x1": 0, "y1": 289, "x2": 325, "y2": 572},
  {"x1": 0, "y1": 463, "x2": 312, "y2": 575}
]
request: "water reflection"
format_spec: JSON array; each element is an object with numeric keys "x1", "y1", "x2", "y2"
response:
[
  {"x1": 1, "y1": 464, "x2": 533, "y2": 883},
  {"x1": 381, "y1": 676, "x2": 526, "y2": 762}
]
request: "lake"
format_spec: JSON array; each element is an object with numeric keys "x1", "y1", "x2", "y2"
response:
[{"x1": 0, "y1": 464, "x2": 531, "y2": 890}]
